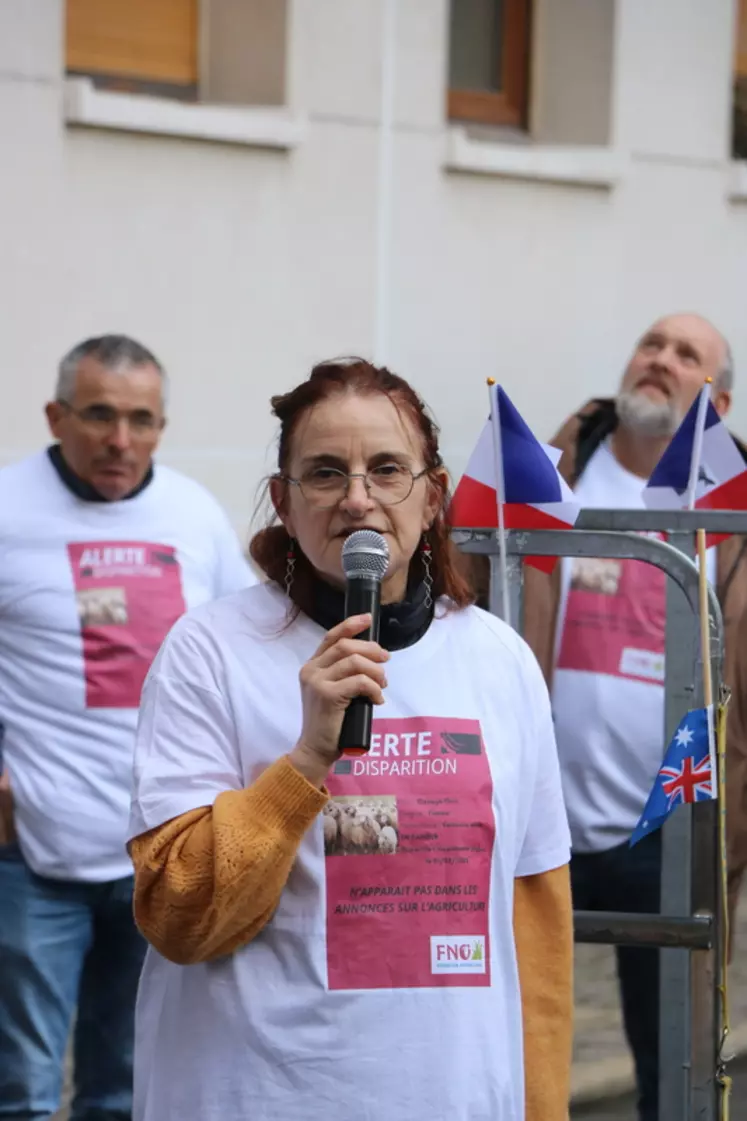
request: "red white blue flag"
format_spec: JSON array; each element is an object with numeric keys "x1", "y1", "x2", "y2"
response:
[
  {"x1": 449, "y1": 384, "x2": 580, "y2": 573},
  {"x1": 644, "y1": 384, "x2": 747, "y2": 515}
]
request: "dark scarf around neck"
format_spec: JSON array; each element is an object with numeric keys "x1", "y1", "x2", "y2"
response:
[{"x1": 306, "y1": 576, "x2": 433, "y2": 653}]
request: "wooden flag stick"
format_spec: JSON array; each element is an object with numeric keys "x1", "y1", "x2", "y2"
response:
[
  {"x1": 684, "y1": 382, "x2": 733, "y2": 1116},
  {"x1": 487, "y1": 378, "x2": 511, "y2": 627},
  {"x1": 697, "y1": 528, "x2": 714, "y2": 709},
  {"x1": 689, "y1": 379, "x2": 714, "y2": 708}
]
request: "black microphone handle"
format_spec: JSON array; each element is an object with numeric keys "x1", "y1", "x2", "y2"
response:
[{"x1": 338, "y1": 576, "x2": 382, "y2": 756}]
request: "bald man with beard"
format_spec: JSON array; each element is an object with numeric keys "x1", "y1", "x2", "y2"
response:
[{"x1": 517, "y1": 314, "x2": 747, "y2": 1121}]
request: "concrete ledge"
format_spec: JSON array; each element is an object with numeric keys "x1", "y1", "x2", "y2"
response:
[
  {"x1": 444, "y1": 126, "x2": 625, "y2": 189},
  {"x1": 64, "y1": 77, "x2": 305, "y2": 150}
]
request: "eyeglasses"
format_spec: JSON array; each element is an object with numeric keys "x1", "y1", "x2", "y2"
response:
[
  {"x1": 283, "y1": 464, "x2": 428, "y2": 509},
  {"x1": 58, "y1": 401, "x2": 163, "y2": 437}
]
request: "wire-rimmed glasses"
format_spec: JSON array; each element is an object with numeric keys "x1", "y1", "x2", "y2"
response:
[{"x1": 283, "y1": 463, "x2": 428, "y2": 509}]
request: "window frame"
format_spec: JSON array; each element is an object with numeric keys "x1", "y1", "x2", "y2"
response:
[{"x1": 447, "y1": 0, "x2": 531, "y2": 129}]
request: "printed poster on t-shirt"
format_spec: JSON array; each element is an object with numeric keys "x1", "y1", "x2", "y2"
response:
[
  {"x1": 556, "y1": 539, "x2": 666, "y2": 685},
  {"x1": 325, "y1": 716, "x2": 494, "y2": 991},
  {"x1": 67, "y1": 541, "x2": 186, "y2": 709}
]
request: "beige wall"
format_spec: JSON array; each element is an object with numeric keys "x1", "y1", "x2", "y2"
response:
[{"x1": 1, "y1": 0, "x2": 746, "y2": 540}]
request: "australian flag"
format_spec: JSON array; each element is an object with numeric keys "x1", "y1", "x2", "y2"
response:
[{"x1": 630, "y1": 706, "x2": 716, "y2": 846}]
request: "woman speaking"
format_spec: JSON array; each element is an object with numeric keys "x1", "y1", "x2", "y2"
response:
[{"x1": 128, "y1": 359, "x2": 573, "y2": 1121}]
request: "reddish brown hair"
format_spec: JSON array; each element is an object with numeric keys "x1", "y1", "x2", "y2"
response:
[{"x1": 250, "y1": 358, "x2": 475, "y2": 618}]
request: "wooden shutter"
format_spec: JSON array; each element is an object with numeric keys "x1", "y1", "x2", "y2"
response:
[{"x1": 66, "y1": 0, "x2": 198, "y2": 95}]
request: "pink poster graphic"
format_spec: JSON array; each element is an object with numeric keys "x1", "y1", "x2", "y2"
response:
[
  {"x1": 324, "y1": 716, "x2": 494, "y2": 991},
  {"x1": 556, "y1": 543, "x2": 666, "y2": 685},
  {"x1": 67, "y1": 541, "x2": 186, "y2": 709}
]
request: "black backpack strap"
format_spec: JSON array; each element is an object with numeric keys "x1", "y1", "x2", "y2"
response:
[{"x1": 572, "y1": 399, "x2": 619, "y2": 484}]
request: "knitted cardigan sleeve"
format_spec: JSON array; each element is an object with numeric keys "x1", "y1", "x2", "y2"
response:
[{"x1": 129, "y1": 755, "x2": 328, "y2": 965}]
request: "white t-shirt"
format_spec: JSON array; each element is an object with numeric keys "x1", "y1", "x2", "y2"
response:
[
  {"x1": 129, "y1": 582, "x2": 570, "y2": 1121},
  {"x1": 551, "y1": 441, "x2": 714, "y2": 853},
  {"x1": 0, "y1": 450, "x2": 256, "y2": 881}
]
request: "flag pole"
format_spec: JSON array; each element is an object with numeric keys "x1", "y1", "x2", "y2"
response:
[
  {"x1": 697, "y1": 529, "x2": 713, "y2": 709},
  {"x1": 687, "y1": 393, "x2": 733, "y2": 1110},
  {"x1": 688, "y1": 380, "x2": 714, "y2": 709},
  {"x1": 487, "y1": 378, "x2": 511, "y2": 627}
]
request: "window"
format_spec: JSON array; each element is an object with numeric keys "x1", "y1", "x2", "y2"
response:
[
  {"x1": 734, "y1": 0, "x2": 747, "y2": 159},
  {"x1": 65, "y1": 0, "x2": 288, "y2": 108},
  {"x1": 66, "y1": 0, "x2": 199, "y2": 102},
  {"x1": 447, "y1": 0, "x2": 531, "y2": 128}
]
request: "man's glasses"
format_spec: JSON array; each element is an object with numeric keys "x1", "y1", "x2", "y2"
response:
[
  {"x1": 283, "y1": 464, "x2": 428, "y2": 509},
  {"x1": 58, "y1": 401, "x2": 163, "y2": 437}
]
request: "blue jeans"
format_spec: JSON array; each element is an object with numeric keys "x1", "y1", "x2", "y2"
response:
[
  {"x1": 570, "y1": 831, "x2": 662, "y2": 1121},
  {"x1": 0, "y1": 843, "x2": 146, "y2": 1120}
]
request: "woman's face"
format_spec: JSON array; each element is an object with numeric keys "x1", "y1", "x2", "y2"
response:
[{"x1": 273, "y1": 391, "x2": 443, "y2": 603}]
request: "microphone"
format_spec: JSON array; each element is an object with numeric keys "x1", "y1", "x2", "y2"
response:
[{"x1": 338, "y1": 529, "x2": 390, "y2": 757}]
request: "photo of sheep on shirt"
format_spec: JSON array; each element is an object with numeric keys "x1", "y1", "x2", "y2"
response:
[
  {"x1": 323, "y1": 795, "x2": 399, "y2": 856},
  {"x1": 76, "y1": 586, "x2": 129, "y2": 627},
  {"x1": 569, "y1": 557, "x2": 621, "y2": 596}
]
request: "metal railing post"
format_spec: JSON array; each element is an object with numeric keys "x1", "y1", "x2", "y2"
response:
[
  {"x1": 488, "y1": 552, "x2": 523, "y2": 628},
  {"x1": 455, "y1": 512, "x2": 735, "y2": 1121},
  {"x1": 659, "y1": 531, "x2": 697, "y2": 1121}
]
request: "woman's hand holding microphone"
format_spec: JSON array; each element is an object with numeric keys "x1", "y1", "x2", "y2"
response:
[{"x1": 289, "y1": 614, "x2": 389, "y2": 789}]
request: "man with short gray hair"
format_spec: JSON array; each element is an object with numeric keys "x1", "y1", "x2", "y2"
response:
[
  {"x1": 520, "y1": 313, "x2": 747, "y2": 1121},
  {"x1": 0, "y1": 334, "x2": 256, "y2": 1119}
]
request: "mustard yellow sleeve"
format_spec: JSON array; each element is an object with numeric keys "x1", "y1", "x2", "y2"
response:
[
  {"x1": 513, "y1": 864, "x2": 574, "y2": 1121},
  {"x1": 129, "y1": 755, "x2": 328, "y2": 965}
]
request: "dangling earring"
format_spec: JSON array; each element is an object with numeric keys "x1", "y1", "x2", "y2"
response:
[
  {"x1": 285, "y1": 539, "x2": 296, "y2": 597},
  {"x1": 421, "y1": 538, "x2": 433, "y2": 609}
]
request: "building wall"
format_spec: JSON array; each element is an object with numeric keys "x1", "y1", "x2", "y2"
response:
[{"x1": 1, "y1": 0, "x2": 746, "y2": 540}]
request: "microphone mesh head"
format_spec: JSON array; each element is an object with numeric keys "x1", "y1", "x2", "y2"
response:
[{"x1": 341, "y1": 530, "x2": 390, "y2": 581}]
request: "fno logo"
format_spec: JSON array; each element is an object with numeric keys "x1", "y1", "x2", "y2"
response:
[{"x1": 430, "y1": 935, "x2": 487, "y2": 974}]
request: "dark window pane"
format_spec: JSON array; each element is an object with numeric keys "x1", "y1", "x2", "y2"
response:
[
  {"x1": 449, "y1": 0, "x2": 504, "y2": 93},
  {"x1": 734, "y1": 77, "x2": 747, "y2": 160}
]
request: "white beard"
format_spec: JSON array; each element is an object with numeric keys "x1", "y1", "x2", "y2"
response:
[{"x1": 616, "y1": 389, "x2": 682, "y2": 438}]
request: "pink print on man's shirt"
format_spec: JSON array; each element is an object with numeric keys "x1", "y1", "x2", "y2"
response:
[
  {"x1": 67, "y1": 541, "x2": 186, "y2": 709},
  {"x1": 556, "y1": 546, "x2": 666, "y2": 685}
]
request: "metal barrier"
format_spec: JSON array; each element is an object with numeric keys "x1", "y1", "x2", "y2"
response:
[{"x1": 455, "y1": 508, "x2": 747, "y2": 1121}]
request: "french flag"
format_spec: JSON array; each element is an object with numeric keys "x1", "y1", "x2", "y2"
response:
[
  {"x1": 644, "y1": 385, "x2": 747, "y2": 522},
  {"x1": 449, "y1": 384, "x2": 580, "y2": 573}
]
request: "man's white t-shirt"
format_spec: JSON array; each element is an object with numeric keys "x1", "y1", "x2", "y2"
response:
[
  {"x1": 129, "y1": 582, "x2": 570, "y2": 1121},
  {"x1": 0, "y1": 450, "x2": 256, "y2": 881},
  {"x1": 551, "y1": 440, "x2": 714, "y2": 853}
]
